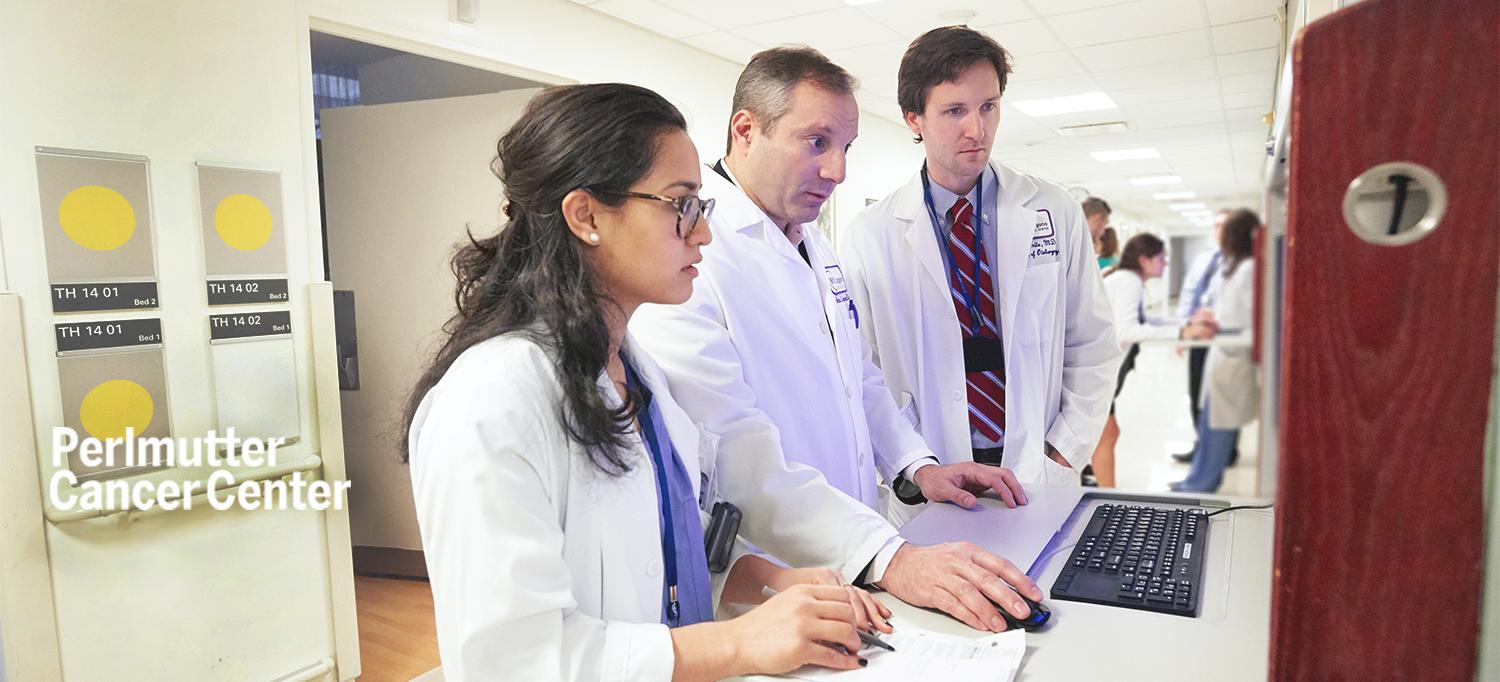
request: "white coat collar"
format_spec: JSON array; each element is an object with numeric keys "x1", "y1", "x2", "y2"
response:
[
  {"x1": 617, "y1": 331, "x2": 701, "y2": 496},
  {"x1": 894, "y1": 160, "x2": 1043, "y2": 334},
  {"x1": 702, "y1": 159, "x2": 808, "y2": 266}
]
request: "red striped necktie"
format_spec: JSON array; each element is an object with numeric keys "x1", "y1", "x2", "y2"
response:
[{"x1": 946, "y1": 197, "x2": 1005, "y2": 442}]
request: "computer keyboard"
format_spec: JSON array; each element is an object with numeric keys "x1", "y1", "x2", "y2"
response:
[{"x1": 1049, "y1": 503, "x2": 1209, "y2": 617}]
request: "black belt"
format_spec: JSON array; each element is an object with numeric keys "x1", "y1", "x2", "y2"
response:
[{"x1": 973, "y1": 446, "x2": 1005, "y2": 467}]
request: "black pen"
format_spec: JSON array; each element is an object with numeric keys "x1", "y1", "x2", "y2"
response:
[{"x1": 761, "y1": 586, "x2": 897, "y2": 652}]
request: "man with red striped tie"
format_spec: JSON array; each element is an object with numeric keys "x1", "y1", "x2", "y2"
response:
[{"x1": 841, "y1": 26, "x2": 1119, "y2": 505}]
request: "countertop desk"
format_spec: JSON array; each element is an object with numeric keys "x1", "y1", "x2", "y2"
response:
[{"x1": 754, "y1": 486, "x2": 1275, "y2": 681}]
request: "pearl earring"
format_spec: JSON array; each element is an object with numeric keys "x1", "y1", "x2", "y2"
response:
[{"x1": 589, "y1": 233, "x2": 601, "y2": 244}]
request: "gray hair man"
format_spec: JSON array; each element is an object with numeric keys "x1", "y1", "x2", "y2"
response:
[{"x1": 632, "y1": 46, "x2": 1044, "y2": 634}]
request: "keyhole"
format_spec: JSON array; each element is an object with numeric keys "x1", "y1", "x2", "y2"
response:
[{"x1": 1342, "y1": 162, "x2": 1447, "y2": 246}]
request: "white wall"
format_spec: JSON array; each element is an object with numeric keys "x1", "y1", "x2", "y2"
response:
[
  {"x1": 0, "y1": 0, "x2": 935, "y2": 677},
  {"x1": 0, "y1": 0, "x2": 354, "y2": 678},
  {"x1": 321, "y1": 90, "x2": 538, "y2": 553},
  {"x1": 305, "y1": 0, "x2": 925, "y2": 228}
]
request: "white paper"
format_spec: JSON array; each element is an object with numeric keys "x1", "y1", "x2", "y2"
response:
[{"x1": 785, "y1": 626, "x2": 1025, "y2": 682}]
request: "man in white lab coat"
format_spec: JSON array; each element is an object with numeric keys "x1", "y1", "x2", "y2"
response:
[
  {"x1": 840, "y1": 26, "x2": 1120, "y2": 490},
  {"x1": 632, "y1": 46, "x2": 1044, "y2": 634}
]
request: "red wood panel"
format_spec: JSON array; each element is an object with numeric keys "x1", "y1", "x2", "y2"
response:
[{"x1": 1273, "y1": 1, "x2": 1499, "y2": 680}]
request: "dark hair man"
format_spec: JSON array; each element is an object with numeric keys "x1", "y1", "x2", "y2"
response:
[{"x1": 840, "y1": 26, "x2": 1121, "y2": 496}]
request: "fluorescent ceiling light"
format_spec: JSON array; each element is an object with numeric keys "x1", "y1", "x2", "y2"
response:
[
  {"x1": 1012, "y1": 92, "x2": 1118, "y2": 117},
  {"x1": 1055, "y1": 121, "x2": 1130, "y2": 136},
  {"x1": 1129, "y1": 174, "x2": 1182, "y2": 186},
  {"x1": 1153, "y1": 191, "x2": 1196, "y2": 200},
  {"x1": 1089, "y1": 147, "x2": 1160, "y2": 162},
  {"x1": 1169, "y1": 202, "x2": 1206, "y2": 210},
  {"x1": 1182, "y1": 210, "x2": 1214, "y2": 218}
]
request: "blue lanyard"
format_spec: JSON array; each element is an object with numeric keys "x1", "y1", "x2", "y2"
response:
[
  {"x1": 921, "y1": 164, "x2": 985, "y2": 336},
  {"x1": 624, "y1": 361, "x2": 680, "y2": 627}
]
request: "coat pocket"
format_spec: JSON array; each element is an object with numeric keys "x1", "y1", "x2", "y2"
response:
[
  {"x1": 896, "y1": 391, "x2": 920, "y2": 429},
  {"x1": 1041, "y1": 453, "x2": 1080, "y2": 485},
  {"x1": 1018, "y1": 262, "x2": 1062, "y2": 345}
]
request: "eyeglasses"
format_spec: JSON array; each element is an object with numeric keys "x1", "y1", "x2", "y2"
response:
[{"x1": 592, "y1": 190, "x2": 714, "y2": 239}]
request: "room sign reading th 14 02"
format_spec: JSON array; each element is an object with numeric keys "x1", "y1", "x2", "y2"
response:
[{"x1": 208, "y1": 310, "x2": 292, "y2": 342}]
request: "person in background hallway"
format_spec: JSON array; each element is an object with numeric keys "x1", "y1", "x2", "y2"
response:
[
  {"x1": 1096, "y1": 226, "x2": 1120, "y2": 269},
  {"x1": 1089, "y1": 233, "x2": 1216, "y2": 487},
  {"x1": 1172, "y1": 209, "x2": 1235, "y2": 464},
  {"x1": 1173, "y1": 209, "x2": 1262, "y2": 493},
  {"x1": 841, "y1": 26, "x2": 1120, "y2": 494},
  {"x1": 631, "y1": 46, "x2": 1044, "y2": 636},
  {"x1": 405, "y1": 83, "x2": 887, "y2": 681},
  {"x1": 1082, "y1": 196, "x2": 1111, "y2": 247}
]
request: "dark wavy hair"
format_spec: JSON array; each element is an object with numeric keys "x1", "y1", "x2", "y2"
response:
[
  {"x1": 898, "y1": 25, "x2": 1013, "y2": 142},
  {"x1": 1220, "y1": 208, "x2": 1261, "y2": 277},
  {"x1": 400, "y1": 83, "x2": 688, "y2": 475},
  {"x1": 1116, "y1": 232, "x2": 1165, "y2": 274}
]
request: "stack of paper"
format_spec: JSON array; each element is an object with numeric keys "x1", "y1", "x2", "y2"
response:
[{"x1": 786, "y1": 626, "x2": 1026, "y2": 682}]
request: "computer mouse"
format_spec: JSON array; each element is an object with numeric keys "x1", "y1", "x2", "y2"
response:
[{"x1": 999, "y1": 591, "x2": 1052, "y2": 631}]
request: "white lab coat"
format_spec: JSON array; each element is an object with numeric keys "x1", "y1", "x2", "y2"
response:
[
  {"x1": 408, "y1": 332, "x2": 743, "y2": 682},
  {"x1": 630, "y1": 162, "x2": 915, "y2": 567},
  {"x1": 840, "y1": 161, "x2": 1121, "y2": 484},
  {"x1": 1203, "y1": 258, "x2": 1259, "y2": 429},
  {"x1": 1103, "y1": 270, "x2": 1182, "y2": 351}
]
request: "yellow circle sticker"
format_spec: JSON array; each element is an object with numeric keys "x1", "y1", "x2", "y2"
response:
[
  {"x1": 214, "y1": 193, "x2": 273, "y2": 251},
  {"x1": 58, "y1": 185, "x2": 136, "y2": 251},
  {"x1": 79, "y1": 379, "x2": 154, "y2": 440}
]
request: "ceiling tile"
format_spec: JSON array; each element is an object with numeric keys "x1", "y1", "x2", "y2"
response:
[
  {"x1": 1229, "y1": 129, "x2": 1267, "y2": 147},
  {"x1": 1211, "y1": 17, "x2": 1281, "y2": 54},
  {"x1": 1204, "y1": 0, "x2": 1282, "y2": 26},
  {"x1": 1003, "y1": 73, "x2": 1109, "y2": 101},
  {"x1": 591, "y1": 0, "x2": 715, "y2": 38},
  {"x1": 680, "y1": 30, "x2": 766, "y2": 64},
  {"x1": 827, "y1": 40, "x2": 905, "y2": 100},
  {"x1": 1221, "y1": 89, "x2": 1273, "y2": 109},
  {"x1": 858, "y1": 0, "x2": 1034, "y2": 39},
  {"x1": 1219, "y1": 70, "x2": 1275, "y2": 95},
  {"x1": 1045, "y1": 0, "x2": 1206, "y2": 49},
  {"x1": 1131, "y1": 109, "x2": 1224, "y2": 130},
  {"x1": 1073, "y1": 29, "x2": 1214, "y2": 71},
  {"x1": 1124, "y1": 95, "x2": 1225, "y2": 116},
  {"x1": 1215, "y1": 47, "x2": 1277, "y2": 75},
  {"x1": 1009, "y1": 50, "x2": 1089, "y2": 82},
  {"x1": 1225, "y1": 109, "x2": 1269, "y2": 126},
  {"x1": 654, "y1": 0, "x2": 842, "y2": 29},
  {"x1": 979, "y1": 20, "x2": 1066, "y2": 56},
  {"x1": 1111, "y1": 79, "x2": 1221, "y2": 106},
  {"x1": 1090, "y1": 57, "x2": 1217, "y2": 90},
  {"x1": 1032, "y1": 0, "x2": 1139, "y2": 15},
  {"x1": 732, "y1": 7, "x2": 903, "y2": 53}
]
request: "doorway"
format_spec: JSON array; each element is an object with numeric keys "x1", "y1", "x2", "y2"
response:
[{"x1": 309, "y1": 30, "x2": 551, "y2": 579}]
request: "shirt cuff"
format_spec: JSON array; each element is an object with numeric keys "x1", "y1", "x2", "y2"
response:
[
  {"x1": 864, "y1": 536, "x2": 908, "y2": 585},
  {"x1": 900, "y1": 457, "x2": 940, "y2": 482}
]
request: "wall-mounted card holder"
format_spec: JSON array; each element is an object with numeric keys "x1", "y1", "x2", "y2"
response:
[{"x1": 208, "y1": 310, "x2": 299, "y2": 443}]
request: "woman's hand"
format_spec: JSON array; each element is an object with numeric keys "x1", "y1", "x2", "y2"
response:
[
  {"x1": 725, "y1": 584, "x2": 866, "y2": 675},
  {"x1": 767, "y1": 567, "x2": 893, "y2": 634}
]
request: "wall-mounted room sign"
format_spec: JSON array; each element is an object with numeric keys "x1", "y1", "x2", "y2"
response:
[
  {"x1": 36, "y1": 148, "x2": 160, "y2": 313},
  {"x1": 198, "y1": 164, "x2": 290, "y2": 306}
]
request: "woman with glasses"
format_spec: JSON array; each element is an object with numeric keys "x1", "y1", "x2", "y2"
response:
[{"x1": 403, "y1": 83, "x2": 884, "y2": 681}]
